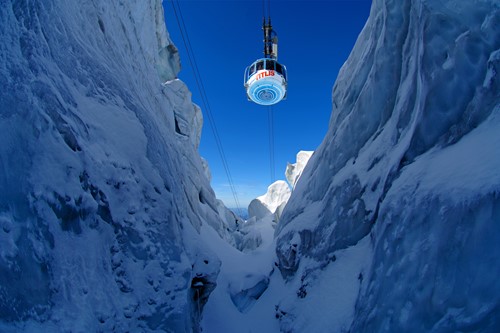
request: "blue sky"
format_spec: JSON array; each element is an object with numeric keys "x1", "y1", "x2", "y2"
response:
[{"x1": 164, "y1": 0, "x2": 372, "y2": 208}]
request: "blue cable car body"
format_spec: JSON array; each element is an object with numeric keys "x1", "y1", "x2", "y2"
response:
[{"x1": 244, "y1": 18, "x2": 287, "y2": 106}]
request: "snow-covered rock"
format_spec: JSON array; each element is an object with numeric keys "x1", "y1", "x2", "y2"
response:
[
  {"x1": 248, "y1": 180, "x2": 291, "y2": 221},
  {"x1": 235, "y1": 179, "x2": 290, "y2": 257},
  {"x1": 229, "y1": 274, "x2": 270, "y2": 313},
  {"x1": 275, "y1": 0, "x2": 500, "y2": 332},
  {"x1": 0, "y1": 0, "x2": 234, "y2": 332},
  {"x1": 201, "y1": 157, "x2": 212, "y2": 182},
  {"x1": 285, "y1": 150, "x2": 313, "y2": 189},
  {"x1": 163, "y1": 79, "x2": 203, "y2": 149},
  {"x1": 246, "y1": 150, "x2": 312, "y2": 225},
  {"x1": 216, "y1": 199, "x2": 244, "y2": 235}
]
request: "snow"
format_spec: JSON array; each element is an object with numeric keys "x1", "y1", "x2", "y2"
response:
[
  {"x1": 163, "y1": 79, "x2": 203, "y2": 149},
  {"x1": 200, "y1": 215, "x2": 372, "y2": 333},
  {"x1": 248, "y1": 180, "x2": 291, "y2": 221},
  {"x1": 247, "y1": 151, "x2": 312, "y2": 222},
  {"x1": 2, "y1": 0, "x2": 499, "y2": 331},
  {"x1": 0, "y1": 0, "x2": 236, "y2": 331},
  {"x1": 277, "y1": 237, "x2": 372, "y2": 333},
  {"x1": 285, "y1": 150, "x2": 313, "y2": 189},
  {"x1": 274, "y1": 0, "x2": 500, "y2": 331},
  {"x1": 199, "y1": 215, "x2": 282, "y2": 333}
]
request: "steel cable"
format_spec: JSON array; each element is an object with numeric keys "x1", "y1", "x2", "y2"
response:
[{"x1": 169, "y1": 0, "x2": 243, "y2": 215}]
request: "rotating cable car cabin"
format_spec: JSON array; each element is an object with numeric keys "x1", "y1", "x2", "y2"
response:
[{"x1": 244, "y1": 18, "x2": 287, "y2": 106}]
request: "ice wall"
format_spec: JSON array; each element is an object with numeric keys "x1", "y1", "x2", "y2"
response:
[
  {"x1": 285, "y1": 150, "x2": 313, "y2": 189},
  {"x1": 0, "y1": 0, "x2": 236, "y2": 332},
  {"x1": 275, "y1": 0, "x2": 500, "y2": 331}
]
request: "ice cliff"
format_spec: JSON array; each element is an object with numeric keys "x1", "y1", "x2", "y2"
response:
[
  {"x1": 2, "y1": 0, "x2": 500, "y2": 332},
  {"x1": 275, "y1": 0, "x2": 500, "y2": 332},
  {"x1": 0, "y1": 0, "x2": 240, "y2": 332}
]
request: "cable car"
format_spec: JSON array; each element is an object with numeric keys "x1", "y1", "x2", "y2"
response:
[{"x1": 244, "y1": 18, "x2": 287, "y2": 106}]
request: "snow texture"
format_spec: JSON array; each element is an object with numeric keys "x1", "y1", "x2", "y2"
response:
[
  {"x1": 285, "y1": 150, "x2": 313, "y2": 189},
  {"x1": 275, "y1": 0, "x2": 500, "y2": 332},
  {"x1": 2, "y1": 0, "x2": 500, "y2": 332},
  {"x1": 0, "y1": 1, "x2": 238, "y2": 332},
  {"x1": 241, "y1": 151, "x2": 312, "y2": 254},
  {"x1": 248, "y1": 151, "x2": 312, "y2": 222},
  {"x1": 248, "y1": 180, "x2": 291, "y2": 221}
]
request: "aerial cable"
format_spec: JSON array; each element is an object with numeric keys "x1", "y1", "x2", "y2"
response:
[
  {"x1": 268, "y1": 105, "x2": 275, "y2": 182},
  {"x1": 171, "y1": 0, "x2": 243, "y2": 214},
  {"x1": 169, "y1": 0, "x2": 243, "y2": 215},
  {"x1": 263, "y1": 0, "x2": 275, "y2": 183},
  {"x1": 170, "y1": 0, "x2": 242, "y2": 214},
  {"x1": 244, "y1": 0, "x2": 287, "y2": 186}
]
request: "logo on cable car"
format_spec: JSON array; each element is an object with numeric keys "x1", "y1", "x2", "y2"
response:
[{"x1": 255, "y1": 70, "x2": 275, "y2": 81}]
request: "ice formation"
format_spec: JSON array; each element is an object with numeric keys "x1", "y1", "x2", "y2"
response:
[
  {"x1": 1, "y1": 0, "x2": 499, "y2": 332},
  {"x1": 285, "y1": 150, "x2": 313, "y2": 189},
  {"x1": 275, "y1": 0, "x2": 500, "y2": 331},
  {"x1": 248, "y1": 150, "x2": 312, "y2": 222},
  {"x1": 248, "y1": 181, "x2": 291, "y2": 221},
  {"x1": 0, "y1": 0, "x2": 238, "y2": 332},
  {"x1": 242, "y1": 151, "x2": 314, "y2": 253}
]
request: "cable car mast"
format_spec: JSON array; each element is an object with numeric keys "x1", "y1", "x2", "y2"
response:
[{"x1": 263, "y1": 17, "x2": 278, "y2": 60}]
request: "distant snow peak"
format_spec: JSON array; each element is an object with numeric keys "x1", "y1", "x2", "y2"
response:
[
  {"x1": 247, "y1": 150, "x2": 313, "y2": 223},
  {"x1": 248, "y1": 180, "x2": 291, "y2": 221}
]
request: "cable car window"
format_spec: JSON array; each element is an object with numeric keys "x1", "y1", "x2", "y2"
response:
[
  {"x1": 266, "y1": 60, "x2": 275, "y2": 70},
  {"x1": 249, "y1": 64, "x2": 256, "y2": 76},
  {"x1": 275, "y1": 63, "x2": 282, "y2": 75},
  {"x1": 256, "y1": 61, "x2": 264, "y2": 71}
]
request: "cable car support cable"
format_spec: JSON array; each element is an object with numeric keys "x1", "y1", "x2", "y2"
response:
[
  {"x1": 263, "y1": 0, "x2": 276, "y2": 183},
  {"x1": 268, "y1": 105, "x2": 275, "y2": 182}
]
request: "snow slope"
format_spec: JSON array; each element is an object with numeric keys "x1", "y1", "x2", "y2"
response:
[
  {"x1": 0, "y1": 1, "x2": 240, "y2": 332},
  {"x1": 275, "y1": 0, "x2": 500, "y2": 332}
]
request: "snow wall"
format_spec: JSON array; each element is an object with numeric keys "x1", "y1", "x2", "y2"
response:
[
  {"x1": 276, "y1": 0, "x2": 500, "y2": 332},
  {"x1": 2, "y1": 0, "x2": 500, "y2": 332},
  {"x1": 0, "y1": 1, "x2": 241, "y2": 332}
]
